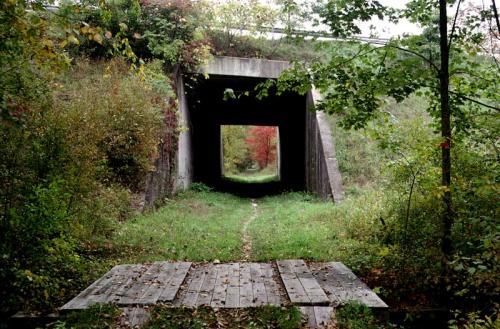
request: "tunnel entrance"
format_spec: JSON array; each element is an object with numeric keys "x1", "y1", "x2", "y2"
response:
[{"x1": 185, "y1": 75, "x2": 307, "y2": 197}]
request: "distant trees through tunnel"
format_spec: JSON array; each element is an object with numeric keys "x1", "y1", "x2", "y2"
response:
[{"x1": 221, "y1": 125, "x2": 280, "y2": 184}]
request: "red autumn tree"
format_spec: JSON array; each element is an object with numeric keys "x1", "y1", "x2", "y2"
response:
[{"x1": 245, "y1": 126, "x2": 277, "y2": 170}]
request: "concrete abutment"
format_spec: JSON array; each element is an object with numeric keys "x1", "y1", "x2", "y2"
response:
[{"x1": 145, "y1": 56, "x2": 343, "y2": 205}]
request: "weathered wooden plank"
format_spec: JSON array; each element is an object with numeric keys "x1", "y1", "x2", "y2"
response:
[
  {"x1": 225, "y1": 263, "x2": 240, "y2": 308},
  {"x1": 277, "y1": 260, "x2": 310, "y2": 304},
  {"x1": 260, "y1": 263, "x2": 282, "y2": 306},
  {"x1": 250, "y1": 263, "x2": 267, "y2": 306},
  {"x1": 239, "y1": 263, "x2": 254, "y2": 307},
  {"x1": 181, "y1": 266, "x2": 207, "y2": 307},
  {"x1": 61, "y1": 265, "x2": 131, "y2": 310},
  {"x1": 135, "y1": 262, "x2": 177, "y2": 305},
  {"x1": 314, "y1": 307, "x2": 334, "y2": 327},
  {"x1": 157, "y1": 262, "x2": 191, "y2": 302},
  {"x1": 196, "y1": 265, "x2": 217, "y2": 306},
  {"x1": 311, "y1": 262, "x2": 388, "y2": 308},
  {"x1": 299, "y1": 307, "x2": 317, "y2": 328},
  {"x1": 118, "y1": 263, "x2": 163, "y2": 305},
  {"x1": 106, "y1": 265, "x2": 149, "y2": 304},
  {"x1": 292, "y1": 260, "x2": 329, "y2": 305},
  {"x1": 121, "y1": 307, "x2": 151, "y2": 328},
  {"x1": 211, "y1": 264, "x2": 230, "y2": 307}
]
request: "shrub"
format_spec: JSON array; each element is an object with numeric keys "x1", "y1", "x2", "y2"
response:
[{"x1": 0, "y1": 58, "x2": 172, "y2": 315}]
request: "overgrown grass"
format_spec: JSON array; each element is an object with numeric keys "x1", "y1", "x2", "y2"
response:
[
  {"x1": 248, "y1": 192, "x2": 388, "y2": 272},
  {"x1": 111, "y1": 190, "x2": 252, "y2": 262}
]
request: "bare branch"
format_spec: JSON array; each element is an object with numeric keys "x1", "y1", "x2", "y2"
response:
[
  {"x1": 450, "y1": 91, "x2": 500, "y2": 111},
  {"x1": 448, "y1": 0, "x2": 462, "y2": 51}
]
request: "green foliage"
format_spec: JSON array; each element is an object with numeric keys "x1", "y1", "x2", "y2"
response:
[
  {"x1": 335, "y1": 302, "x2": 384, "y2": 329},
  {"x1": 144, "y1": 305, "x2": 302, "y2": 329},
  {"x1": 0, "y1": 59, "x2": 170, "y2": 315},
  {"x1": 58, "y1": 0, "x2": 211, "y2": 69},
  {"x1": 50, "y1": 303, "x2": 121, "y2": 329},
  {"x1": 221, "y1": 125, "x2": 252, "y2": 174}
]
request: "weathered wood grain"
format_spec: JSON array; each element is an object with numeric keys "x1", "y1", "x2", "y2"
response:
[
  {"x1": 277, "y1": 260, "x2": 329, "y2": 305},
  {"x1": 121, "y1": 307, "x2": 151, "y2": 327},
  {"x1": 299, "y1": 307, "x2": 317, "y2": 328},
  {"x1": 61, "y1": 264, "x2": 140, "y2": 310},
  {"x1": 225, "y1": 263, "x2": 240, "y2": 308},
  {"x1": 211, "y1": 264, "x2": 230, "y2": 307},
  {"x1": 277, "y1": 260, "x2": 311, "y2": 304},
  {"x1": 136, "y1": 262, "x2": 177, "y2": 305},
  {"x1": 239, "y1": 263, "x2": 254, "y2": 307},
  {"x1": 180, "y1": 266, "x2": 207, "y2": 307},
  {"x1": 314, "y1": 307, "x2": 334, "y2": 327},
  {"x1": 157, "y1": 262, "x2": 191, "y2": 302},
  {"x1": 260, "y1": 263, "x2": 282, "y2": 306},
  {"x1": 196, "y1": 264, "x2": 217, "y2": 306},
  {"x1": 250, "y1": 263, "x2": 267, "y2": 306},
  {"x1": 310, "y1": 262, "x2": 388, "y2": 308},
  {"x1": 118, "y1": 263, "x2": 163, "y2": 305}
]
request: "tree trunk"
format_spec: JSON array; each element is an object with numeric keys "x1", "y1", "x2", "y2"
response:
[{"x1": 439, "y1": 0, "x2": 453, "y2": 257}]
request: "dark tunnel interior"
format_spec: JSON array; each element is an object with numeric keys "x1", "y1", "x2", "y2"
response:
[{"x1": 185, "y1": 75, "x2": 307, "y2": 197}]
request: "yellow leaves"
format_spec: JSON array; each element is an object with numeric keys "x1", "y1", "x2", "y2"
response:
[
  {"x1": 378, "y1": 246, "x2": 390, "y2": 257},
  {"x1": 67, "y1": 35, "x2": 79, "y2": 45},
  {"x1": 434, "y1": 185, "x2": 451, "y2": 199},
  {"x1": 105, "y1": 31, "x2": 112, "y2": 39},
  {"x1": 93, "y1": 33, "x2": 103, "y2": 45},
  {"x1": 119, "y1": 22, "x2": 128, "y2": 31},
  {"x1": 24, "y1": 269, "x2": 34, "y2": 282}
]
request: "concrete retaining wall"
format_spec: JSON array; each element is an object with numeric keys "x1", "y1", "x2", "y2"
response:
[{"x1": 305, "y1": 90, "x2": 344, "y2": 202}]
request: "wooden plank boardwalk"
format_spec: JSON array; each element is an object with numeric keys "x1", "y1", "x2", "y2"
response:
[{"x1": 61, "y1": 260, "x2": 387, "y2": 328}]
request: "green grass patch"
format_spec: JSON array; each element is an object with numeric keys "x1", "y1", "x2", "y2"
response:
[
  {"x1": 224, "y1": 174, "x2": 280, "y2": 184},
  {"x1": 111, "y1": 190, "x2": 252, "y2": 262},
  {"x1": 335, "y1": 302, "x2": 385, "y2": 329},
  {"x1": 144, "y1": 305, "x2": 302, "y2": 329},
  {"x1": 249, "y1": 191, "x2": 387, "y2": 271}
]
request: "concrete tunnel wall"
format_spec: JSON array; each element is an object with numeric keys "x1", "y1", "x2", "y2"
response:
[{"x1": 146, "y1": 56, "x2": 343, "y2": 204}]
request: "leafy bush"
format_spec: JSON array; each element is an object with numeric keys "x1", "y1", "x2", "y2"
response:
[
  {"x1": 0, "y1": 59, "x2": 171, "y2": 315},
  {"x1": 59, "y1": 0, "x2": 211, "y2": 69},
  {"x1": 335, "y1": 302, "x2": 384, "y2": 329}
]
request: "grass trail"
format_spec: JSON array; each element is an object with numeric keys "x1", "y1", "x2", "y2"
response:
[
  {"x1": 112, "y1": 190, "x2": 252, "y2": 263},
  {"x1": 248, "y1": 192, "x2": 385, "y2": 270},
  {"x1": 110, "y1": 190, "x2": 386, "y2": 273}
]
